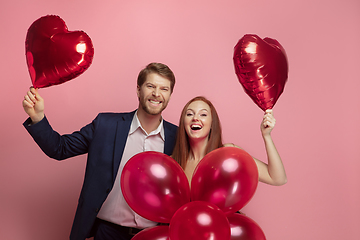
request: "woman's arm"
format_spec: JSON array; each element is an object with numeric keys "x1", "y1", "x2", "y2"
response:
[
  {"x1": 224, "y1": 110, "x2": 287, "y2": 186},
  {"x1": 257, "y1": 109, "x2": 287, "y2": 185}
]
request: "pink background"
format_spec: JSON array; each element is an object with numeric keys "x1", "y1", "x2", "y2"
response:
[{"x1": 1, "y1": 0, "x2": 359, "y2": 239}]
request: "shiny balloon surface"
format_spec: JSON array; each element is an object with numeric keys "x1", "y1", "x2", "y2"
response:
[
  {"x1": 228, "y1": 213, "x2": 266, "y2": 240},
  {"x1": 169, "y1": 201, "x2": 231, "y2": 240},
  {"x1": 121, "y1": 151, "x2": 190, "y2": 223},
  {"x1": 132, "y1": 226, "x2": 170, "y2": 240},
  {"x1": 25, "y1": 15, "x2": 94, "y2": 88},
  {"x1": 191, "y1": 147, "x2": 258, "y2": 214},
  {"x1": 233, "y1": 34, "x2": 288, "y2": 111}
]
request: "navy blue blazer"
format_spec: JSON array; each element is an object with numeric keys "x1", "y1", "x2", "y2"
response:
[{"x1": 23, "y1": 110, "x2": 178, "y2": 240}]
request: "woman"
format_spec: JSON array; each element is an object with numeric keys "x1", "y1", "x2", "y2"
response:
[{"x1": 171, "y1": 96, "x2": 287, "y2": 186}]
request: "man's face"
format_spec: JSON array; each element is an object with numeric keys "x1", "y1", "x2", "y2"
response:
[{"x1": 137, "y1": 73, "x2": 172, "y2": 116}]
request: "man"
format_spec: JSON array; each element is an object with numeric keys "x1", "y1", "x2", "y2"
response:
[{"x1": 22, "y1": 63, "x2": 178, "y2": 240}]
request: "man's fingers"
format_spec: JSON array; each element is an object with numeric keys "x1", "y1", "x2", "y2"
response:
[
  {"x1": 25, "y1": 91, "x2": 36, "y2": 104},
  {"x1": 23, "y1": 99, "x2": 34, "y2": 108},
  {"x1": 30, "y1": 87, "x2": 43, "y2": 102}
]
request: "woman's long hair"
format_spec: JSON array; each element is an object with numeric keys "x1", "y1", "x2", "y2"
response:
[{"x1": 172, "y1": 96, "x2": 223, "y2": 169}]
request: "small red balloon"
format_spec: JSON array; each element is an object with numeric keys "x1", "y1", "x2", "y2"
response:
[
  {"x1": 227, "y1": 213, "x2": 266, "y2": 240},
  {"x1": 191, "y1": 147, "x2": 258, "y2": 214},
  {"x1": 233, "y1": 34, "x2": 288, "y2": 111},
  {"x1": 121, "y1": 151, "x2": 190, "y2": 223},
  {"x1": 132, "y1": 226, "x2": 170, "y2": 240},
  {"x1": 169, "y1": 201, "x2": 231, "y2": 240},
  {"x1": 25, "y1": 15, "x2": 94, "y2": 88}
]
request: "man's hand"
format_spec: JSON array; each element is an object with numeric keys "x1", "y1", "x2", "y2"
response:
[{"x1": 23, "y1": 87, "x2": 44, "y2": 124}]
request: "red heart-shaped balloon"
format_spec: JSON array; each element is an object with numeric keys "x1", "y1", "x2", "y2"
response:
[
  {"x1": 233, "y1": 34, "x2": 288, "y2": 111},
  {"x1": 25, "y1": 15, "x2": 94, "y2": 88}
]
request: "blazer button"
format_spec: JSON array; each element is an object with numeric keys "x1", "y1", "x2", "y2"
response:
[
  {"x1": 95, "y1": 208, "x2": 100, "y2": 213},
  {"x1": 106, "y1": 188, "x2": 111, "y2": 193}
]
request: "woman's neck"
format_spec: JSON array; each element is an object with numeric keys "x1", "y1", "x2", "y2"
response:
[
  {"x1": 189, "y1": 137, "x2": 208, "y2": 163},
  {"x1": 185, "y1": 138, "x2": 209, "y2": 186}
]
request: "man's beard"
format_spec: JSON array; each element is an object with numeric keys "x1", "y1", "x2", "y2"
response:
[{"x1": 139, "y1": 97, "x2": 168, "y2": 115}]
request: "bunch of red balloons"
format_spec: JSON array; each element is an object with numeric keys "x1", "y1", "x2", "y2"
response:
[{"x1": 121, "y1": 147, "x2": 266, "y2": 240}]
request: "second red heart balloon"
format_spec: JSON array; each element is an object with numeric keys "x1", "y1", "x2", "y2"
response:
[
  {"x1": 25, "y1": 15, "x2": 94, "y2": 88},
  {"x1": 233, "y1": 34, "x2": 288, "y2": 111}
]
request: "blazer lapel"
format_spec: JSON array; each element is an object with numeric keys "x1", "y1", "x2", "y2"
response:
[
  {"x1": 163, "y1": 121, "x2": 177, "y2": 156},
  {"x1": 112, "y1": 111, "x2": 135, "y2": 182}
]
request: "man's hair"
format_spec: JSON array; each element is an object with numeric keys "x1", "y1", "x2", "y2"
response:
[{"x1": 137, "y1": 62, "x2": 176, "y2": 93}]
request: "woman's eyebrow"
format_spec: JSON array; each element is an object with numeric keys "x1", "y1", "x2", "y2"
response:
[{"x1": 186, "y1": 108, "x2": 209, "y2": 112}]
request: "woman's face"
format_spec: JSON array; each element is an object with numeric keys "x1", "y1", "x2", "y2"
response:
[{"x1": 184, "y1": 100, "x2": 212, "y2": 141}]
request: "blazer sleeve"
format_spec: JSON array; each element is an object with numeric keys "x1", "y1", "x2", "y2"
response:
[{"x1": 23, "y1": 114, "x2": 98, "y2": 160}]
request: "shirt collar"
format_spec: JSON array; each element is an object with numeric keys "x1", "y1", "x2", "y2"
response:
[{"x1": 130, "y1": 110, "x2": 165, "y2": 140}]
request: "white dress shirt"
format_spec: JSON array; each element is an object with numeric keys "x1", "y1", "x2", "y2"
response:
[{"x1": 97, "y1": 111, "x2": 165, "y2": 228}]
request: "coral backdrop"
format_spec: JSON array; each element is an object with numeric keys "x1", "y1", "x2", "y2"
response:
[{"x1": 1, "y1": 0, "x2": 359, "y2": 239}]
